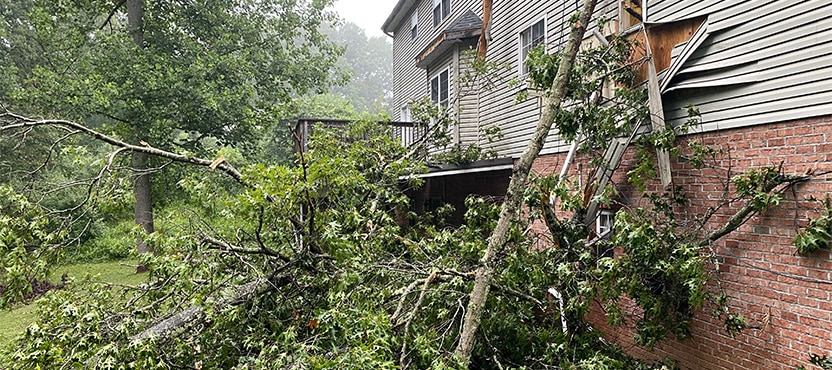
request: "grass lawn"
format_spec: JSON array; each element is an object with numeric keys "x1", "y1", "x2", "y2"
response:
[{"x1": 0, "y1": 259, "x2": 147, "y2": 346}]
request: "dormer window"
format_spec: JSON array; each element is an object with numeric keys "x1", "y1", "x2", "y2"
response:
[
  {"x1": 411, "y1": 13, "x2": 418, "y2": 40},
  {"x1": 433, "y1": 0, "x2": 450, "y2": 27}
]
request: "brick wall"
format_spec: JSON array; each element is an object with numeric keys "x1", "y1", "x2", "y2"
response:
[{"x1": 530, "y1": 116, "x2": 832, "y2": 369}]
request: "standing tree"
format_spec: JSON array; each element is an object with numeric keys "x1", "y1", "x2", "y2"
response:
[{"x1": 1, "y1": 0, "x2": 343, "y2": 264}]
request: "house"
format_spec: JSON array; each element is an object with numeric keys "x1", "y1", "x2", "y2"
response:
[{"x1": 383, "y1": 0, "x2": 832, "y2": 368}]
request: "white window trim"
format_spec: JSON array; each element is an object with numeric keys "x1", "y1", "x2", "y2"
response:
[
  {"x1": 400, "y1": 106, "x2": 412, "y2": 122},
  {"x1": 430, "y1": 67, "x2": 450, "y2": 109},
  {"x1": 518, "y1": 18, "x2": 546, "y2": 77}
]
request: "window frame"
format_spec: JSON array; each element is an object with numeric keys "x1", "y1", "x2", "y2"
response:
[
  {"x1": 519, "y1": 18, "x2": 546, "y2": 76},
  {"x1": 400, "y1": 106, "x2": 412, "y2": 122},
  {"x1": 430, "y1": 68, "x2": 450, "y2": 109}
]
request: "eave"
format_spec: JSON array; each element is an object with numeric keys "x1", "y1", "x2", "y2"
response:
[{"x1": 382, "y1": 0, "x2": 419, "y2": 36}]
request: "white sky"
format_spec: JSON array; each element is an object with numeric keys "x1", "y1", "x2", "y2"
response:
[{"x1": 332, "y1": 0, "x2": 397, "y2": 38}]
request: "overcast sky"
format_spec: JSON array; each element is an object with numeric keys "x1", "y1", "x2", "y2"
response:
[{"x1": 332, "y1": 0, "x2": 396, "y2": 38}]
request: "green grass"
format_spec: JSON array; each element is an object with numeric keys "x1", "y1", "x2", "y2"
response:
[{"x1": 0, "y1": 259, "x2": 147, "y2": 346}]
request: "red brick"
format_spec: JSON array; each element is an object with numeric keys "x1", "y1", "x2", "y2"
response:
[{"x1": 564, "y1": 117, "x2": 832, "y2": 369}]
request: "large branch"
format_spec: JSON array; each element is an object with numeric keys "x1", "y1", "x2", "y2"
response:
[
  {"x1": 700, "y1": 174, "x2": 810, "y2": 247},
  {"x1": 452, "y1": 0, "x2": 598, "y2": 364},
  {"x1": 128, "y1": 273, "x2": 292, "y2": 343},
  {"x1": 0, "y1": 112, "x2": 245, "y2": 183}
]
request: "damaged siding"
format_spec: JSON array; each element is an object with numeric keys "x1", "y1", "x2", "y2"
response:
[{"x1": 656, "y1": 1, "x2": 832, "y2": 131}]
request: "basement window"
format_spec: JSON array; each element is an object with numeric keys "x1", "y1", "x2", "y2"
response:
[
  {"x1": 430, "y1": 68, "x2": 449, "y2": 109},
  {"x1": 620, "y1": 0, "x2": 643, "y2": 30},
  {"x1": 596, "y1": 210, "x2": 615, "y2": 239}
]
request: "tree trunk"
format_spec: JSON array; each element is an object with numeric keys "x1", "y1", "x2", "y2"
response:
[
  {"x1": 132, "y1": 150, "x2": 154, "y2": 254},
  {"x1": 452, "y1": 0, "x2": 598, "y2": 365},
  {"x1": 126, "y1": 0, "x2": 154, "y2": 267}
]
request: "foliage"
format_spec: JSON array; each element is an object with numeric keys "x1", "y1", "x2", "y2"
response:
[
  {"x1": 0, "y1": 260, "x2": 146, "y2": 347},
  {"x1": 70, "y1": 220, "x2": 137, "y2": 263},
  {"x1": 520, "y1": 21, "x2": 809, "y2": 352},
  {"x1": 797, "y1": 353, "x2": 832, "y2": 370},
  {"x1": 604, "y1": 207, "x2": 708, "y2": 347},
  {"x1": 0, "y1": 121, "x2": 672, "y2": 368},
  {"x1": 1, "y1": 0, "x2": 346, "y2": 259},
  {"x1": 525, "y1": 34, "x2": 644, "y2": 151},
  {"x1": 0, "y1": 7, "x2": 816, "y2": 369},
  {"x1": 793, "y1": 196, "x2": 832, "y2": 255},
  {"x1": 0, "y1": 185, "x2": 65, "y2": 308}
]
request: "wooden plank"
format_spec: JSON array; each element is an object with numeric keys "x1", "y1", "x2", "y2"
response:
[{"x1": 644, "y1": 30, "x2": 672, "y2": 187}]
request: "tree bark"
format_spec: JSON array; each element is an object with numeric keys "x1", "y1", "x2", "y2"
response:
[
  {"x1": 126, "y1": 0, "x2": 154, "y2": 265},
  {"x1": 452, "y1": 0, "x2": 598, "y2": 365},
  {"x1": 132, "y1": 150, "x2": 154, "y2": 255}
]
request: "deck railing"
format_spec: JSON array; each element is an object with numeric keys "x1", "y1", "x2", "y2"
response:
[{"x1": 293, "y1": 119, "x2": 428, "y2": 153}]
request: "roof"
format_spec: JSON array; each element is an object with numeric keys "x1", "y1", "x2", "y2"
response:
[
  {"x1": 418, "y1": 158, "x2": 514, "y2": 178},
  {"x1": 382, "y1": 0, "x2": 419, "y2": 35},
  {"x1": 415, "y1": 10, "x2": 481, "y2": 68},
  {"x1": 445, "y1": 10, "x2": 481, "y2": 33}
]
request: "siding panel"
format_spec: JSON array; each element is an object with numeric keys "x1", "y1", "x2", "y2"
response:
[{"x1": 662, "y1": 0, "x2": 832, "y2": 133}]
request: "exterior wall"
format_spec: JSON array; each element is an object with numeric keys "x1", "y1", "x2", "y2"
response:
[
  {"x1": 531, "y1": 115, "x2": 832, "y2": 369},
  {"x1": 657, "y1": 2, "x2": 832, "y2": 132},
  {"x1": 391, "y1": 1, "x2": 832, "y2": 160},
  {"x1": 390, "y1": 0, "x2": 478, "y2": 122},
  {"x1": 389, "y1": 0, "x2": 619, "y2": 157},
  {"x1": 456, "y1": 43, "x2": 480, "y2": 145}
]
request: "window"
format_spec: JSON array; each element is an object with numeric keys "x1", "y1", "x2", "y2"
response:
[
  {"x1": 430, "y1": 69, "x2": 449, "y2": 109},
  {"x1": 520, "y1": 19, "x2": 545, "y2": 75},
  {"x1": 596, "y1": 210, "x2": 615, "y2": 238},
  {"x1": 433, "y1": 0, "x2": 450, "y2": 27},
  {"x1": 400, "y1": 106, "x2": 412, "y2": 122},
  {"x1": 411, "y1": 13, "x2": 418, "y2": 40},
  {"x1": 620, "y1": 0, "x2": 643, "y2": 30}
]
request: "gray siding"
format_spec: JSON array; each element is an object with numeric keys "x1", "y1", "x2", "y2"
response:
[
  {"x1": 658, "y1": 1, "x2": 832, "y2": 132},
  {"x1": 391, "y1": 0, "x2": 618, "y2": 158},
  {"x1": 390, "y1": 0, "x2": 479, "y2": 123},
  {"x1": 476, "y1": 0, "x2": 618, "y2": 158},
  {"x1": 457, "y1": 44, "x2": 480, "y2": 146}
]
